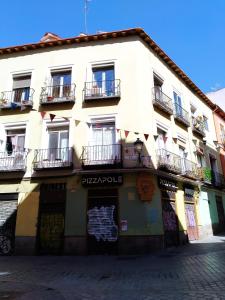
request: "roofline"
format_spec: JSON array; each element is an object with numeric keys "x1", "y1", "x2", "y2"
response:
[{"x1": 1, "y1": 27, "x2": 225, "y2": 121}]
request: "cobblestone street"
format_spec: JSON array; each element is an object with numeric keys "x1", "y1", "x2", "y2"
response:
[{"x1": 1, "y1": 235, "x2": 225, "y2": 299}]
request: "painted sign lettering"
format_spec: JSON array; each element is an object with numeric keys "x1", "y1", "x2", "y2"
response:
[
  {"x1": 158, "y1": 177, "x2": 177, "y2": 191},
  {"x1": 82, "y1": 174, "x2": 123, "y2": 187},
  {"x1": 87, "y1": 205, "x2": 118, "y2": 242}
]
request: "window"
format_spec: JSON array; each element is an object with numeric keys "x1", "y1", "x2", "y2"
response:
[
  {"x1": 91, "y1": 122, "x2": 116, "y2": 146},
  {"x1": 209, "y1": 155, "x2": 217, "y2": 173},
  {"x1": 196, "y1": 152, "x2": 206, "y2": 168},
  {"x1": 89, "y1": 120, "x2": 119, "y2": 164},
  {"x1": 153, "y1": 73, "x2": 163, "y2": 101},
  {"x1": 6, "y1": 129, "x2": 25, "y2": 155},
  {"x1": 92, "y1": 66, "x2": 115, "y2": 96},
  {"x1": 157, "y1": 128, "x2": 167, "y2": 150},
  {"x1": 51, "y1": 71, "x2": 71, "y2": 98},
  {"x1": 220, "y1": 124, "x2": 225, "y2": 142},
  {"x1": 173, "y1": 91, "x2": 182, "y2": 116},
  {"x1": 203, "y1": 116, "x2": 209, "y2": 131},
  {"x1": 179, "y1": 146, "x2": 186, "y2": 172},
  {"x1": 48, "y1": 128, "x2": 69, "y2": 161},
  {"x1": 153, "y1": 73, "x2": 163, "y2": 89},
  {"x1": 12, "y1": 75, "x2": 31, "y2": 103}
]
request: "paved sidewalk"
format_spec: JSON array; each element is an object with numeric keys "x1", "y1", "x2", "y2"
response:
[{"x1": 1, "y1": 235, "x2": 225, "y2": 299}]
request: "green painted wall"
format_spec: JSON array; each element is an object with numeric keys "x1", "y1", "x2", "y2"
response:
[
  {"x1": 119, "y1": 175, "x2": 163, "y2": 236},
  {"x1": 208, "y1": 190, "x2": 219, "y2": 224},
  {"x1": 64, "y1": 174, "x2": 163, "y2": 237}
]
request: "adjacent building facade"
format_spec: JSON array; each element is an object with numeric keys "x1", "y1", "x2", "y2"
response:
[{"x1": 0, "y1": 28, "x2": 225, "y2": 255}]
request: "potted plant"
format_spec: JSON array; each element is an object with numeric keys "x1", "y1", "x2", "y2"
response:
[
  {"x1": 47, "y1": 96, "x2": 54, "y2": 101},
  {"x1": 0, "y1": 98, "x2": 7, "y2": 106}
]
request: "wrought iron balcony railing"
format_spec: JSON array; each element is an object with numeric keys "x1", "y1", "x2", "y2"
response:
[
  {"x1": 173, "y1": 103, "x2": 190, "y2": 127},
  {"x1": 81, "y1": 144, "x2": 122, "y2": 169},
  {"x1": 40, "y1": 84, "x2": 76, "y2": 104},
  {"x1": 181, "y1": 158, "x2": 199, "y2": 179},
  {"x1": 84, "y1": 79, "x2": 121, "y2": 100},
  {"x1": 152, "y1": 87, "x2": 173, "y2": 115},
  {"x1": 0, "y1": 88, "x2": 34, "y2": 108},
  {"x1": 157, "y1": 149, "x2": 182, "y2": 174},
  {"x1": 192, "y1": 117, "x2": 205, "y2": 137},
  {"x1": 0, "y1": 151, "x2": 27, "y2": 172},
  {"x1": 33, "y1": 147, "x2": 73, "y2": 170},
  {"x1": 198, "y1": 167, "x2": 225, "y2": 187}
]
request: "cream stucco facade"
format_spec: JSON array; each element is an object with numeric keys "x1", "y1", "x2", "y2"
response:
[{"x1": 0, "y1": 29, "x2": 224, "y2": 255}]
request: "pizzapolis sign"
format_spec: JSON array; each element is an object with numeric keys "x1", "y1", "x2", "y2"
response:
[{"x1": 81, "y1": 173, "x2": 123, "y2": 187}]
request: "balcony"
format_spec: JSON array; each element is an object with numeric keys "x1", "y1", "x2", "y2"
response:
[
  {"x1": 81, "y1": 144, "x2": 122, "y2": 169},
  {"x1": 152, "y1": 87, "x2": 173, "y2": 115},
  {"x1": 192, "y1": 117, "x2": 205, "y2": 137},
  {"x1": 83, "y1": 80, "x2": 121, "y2": 101},
  {"x1": 157, "y1": 149, "x2": 182, "y2": 174},
  {"x1": 181, "y1": 158, "x2": 199, "y2": 179},
  {"x1": 40, "y1": 84, "x2": 75, "y2": 104},
  {"x1": 33, "y1": 147, "x2": 73, "y2": 170},
  {"x1": 198, "y1": 168, "x2": 225, "y2": 188},
  {"x1": 173, "y1": 103, "x2": 190, "y2": 127},
  {"x1": 0, "y1": 151, "x2": 27, "y2": 172},
  {"x1": 212, "y1": 171, "x2": 225, "y2": 188},
  {"x1": 0, "y1": 89, "x2": 34, "y2": 109}
]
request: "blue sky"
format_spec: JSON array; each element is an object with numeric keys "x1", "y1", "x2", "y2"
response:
[{"x1": 0, "y1": 0, "x2": 224, "y2": 93}]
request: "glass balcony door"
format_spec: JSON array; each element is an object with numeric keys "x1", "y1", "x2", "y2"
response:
[
  {"x1": 51, "y1": 72, "x2": 71, "y2": 98},
  {"x1": 173, "y1": 91, "x2": 182, "y2": 117},
  {"x1": 48, "y1": 130, "x2": 69, "y2": 162},
  {"x1": 12, "y1": 76, "x2": 31, "y2": 103},
  {"x1": 179, "y1": 146, "x2": 186, "y2": 173},
  {"x1": 90, "y1": 123, "x2": 117, "y2": 164},
  {"x1": 92, "y1": 67, "x2": 115, "y2": 96},
  {"x1": 6, "y1": 131, "x2": 25, "y2": 155}
]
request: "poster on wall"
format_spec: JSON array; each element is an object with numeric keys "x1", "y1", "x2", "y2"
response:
[
  {"x1": 136, "y1": 173, "x2": 155, "y2": 201},
  {"x1": 120, "y1": 220, "x2": 128, "y2": 232}
]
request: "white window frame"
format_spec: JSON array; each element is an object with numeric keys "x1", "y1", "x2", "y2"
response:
[
  {"x1": 3, "y1": 122, "x2": 27, "y2": 155},
  {"x1": 88, "y1": 115, "x2": 117, "y2": 145},
  {"x1": 42, "y1": 119, "x2": 70, "y2": 149}
]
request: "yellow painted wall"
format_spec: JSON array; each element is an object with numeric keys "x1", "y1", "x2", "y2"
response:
[
  {"x1": 15, "y1": 183, "x2": 39, "y2": 236},
  {"x1": 176, "y1": 188, "x2": 187, "y2": 231}
]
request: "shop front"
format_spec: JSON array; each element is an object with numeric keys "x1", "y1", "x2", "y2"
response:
[
  {"x1": 158, "y1": 177, "x2": 179, "y2": 247},
  {"x1": 82, "y1": 173, "x2": 122, "y2": 254},
  {"x1": 0, "y1": 193, "x2": 18, "y2": 255},
  {"x1": 183, "y1": 185, "x2": 198, "y2": 241},
  {"x1": 37, "y1": 183, "x2": 66, "y2": 255}
]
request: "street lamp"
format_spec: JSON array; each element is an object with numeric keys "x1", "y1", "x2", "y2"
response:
[{"x1": 134, "y1": 138, "x2": 144, "y2": 165}]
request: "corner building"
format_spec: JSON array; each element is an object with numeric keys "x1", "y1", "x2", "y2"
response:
[{"x1": 0, "y1": 29, "x2": 224, "y2": 255}]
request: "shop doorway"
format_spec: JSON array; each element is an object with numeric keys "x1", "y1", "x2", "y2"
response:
[
  {"x1": 37, "y1": 183, "x2": 66, "y2": 255},
  {"x1": 0, "y1": 193, "x2": 18, "y2": 255},
  {"x1": 216, "y1": 196, "x2": 225, "y2": 232},
  {"x1": 87, "y1": 189, "x2": 118, "y2": 254},
  {"x1": 184, "y1": 187, "x2": 198, "y2": 241},
  {"x1": 185, "y1": 203, "x2": 198, "y2": 241},
  {"x1": 162, "y1": 198, "x2": 179, "y2": 247}
]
